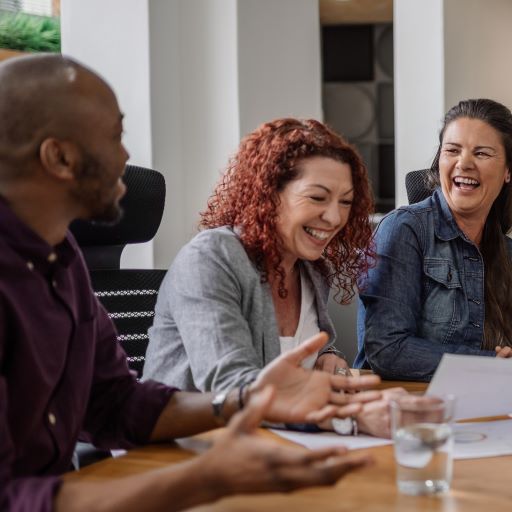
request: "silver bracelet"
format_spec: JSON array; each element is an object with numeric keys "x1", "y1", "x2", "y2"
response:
[{"x1": 321, "y1": 346, "x2": 348, "y2": 361}]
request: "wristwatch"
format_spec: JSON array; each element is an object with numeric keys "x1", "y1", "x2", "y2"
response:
[
  {"x1": 332, "y1": 417, "x2": 358, "y2": 436},
  {"x1": 212, "y1": 391, "x2": 229, "y2": 426}
]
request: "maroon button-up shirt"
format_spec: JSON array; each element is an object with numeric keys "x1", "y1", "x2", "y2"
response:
[{"x1": 0, "y1": 197, "x2": 175, "y2": 511}]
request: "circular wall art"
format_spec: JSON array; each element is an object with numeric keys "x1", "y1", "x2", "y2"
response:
[{"x1": 323, "y1": 82, "x2": 376, "y2": 141}]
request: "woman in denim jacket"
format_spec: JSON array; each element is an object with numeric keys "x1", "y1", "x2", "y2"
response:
[{"x1": 356, "y1": 99, "x2": 512, "y2": 381}]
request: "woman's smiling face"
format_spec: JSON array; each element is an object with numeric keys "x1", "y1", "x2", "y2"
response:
[
  {"x1": 439, "y1": 117, "x2": 510, "y2": 225},
  {"x1": 275, "y1": 155, "x2": 354, "y2": 270}
]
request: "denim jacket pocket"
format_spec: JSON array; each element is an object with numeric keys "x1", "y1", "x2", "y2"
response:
[{"x1": 421, "y1": 259, "x2": 462, "y2": 324}]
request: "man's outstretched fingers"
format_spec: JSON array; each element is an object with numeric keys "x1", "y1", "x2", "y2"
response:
[
  {"x1": 331, "y1": 374, "x2": 381, "y2": 391},
  {"x1": 303, "y1": 404, "x2": 337, "y2": 424},
  {"x1": 331, "y1": 402, "x2": 364, "y2": 420},
  {"x1": 304, "y1": 446, "x2": 350, "y2": 461},
  {"x1": 316, "y1": 452, "x2": 374, "y2": 482},
  {"x1": 303, "y1": 403, "x2": 358, "y2": 424},
  {"x1": 329, "y1": 389, "x2": 381, "y2": 406},
  {"x1": 271, "y1": 451, "x2": 374, "y2": 491}
]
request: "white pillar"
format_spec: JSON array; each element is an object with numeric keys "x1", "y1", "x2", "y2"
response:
[
  {"x1": 61, "y1": 0, "x2": 154, "y2": 268},
  {"x1": 394, "y1": 0, "x2": 445, "y2": 207},
  {"x1": 149, "y1": 0, "x2": 241, "y2": 268}
]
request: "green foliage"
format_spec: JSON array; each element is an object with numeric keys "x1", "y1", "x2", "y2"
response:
[{"x1": 0, "y1": 10, "x2": 60, "y2": 52}]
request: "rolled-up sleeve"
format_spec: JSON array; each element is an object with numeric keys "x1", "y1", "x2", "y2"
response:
[{"x1": 80, "y1": 301, "x2": 176, "y2": 448}]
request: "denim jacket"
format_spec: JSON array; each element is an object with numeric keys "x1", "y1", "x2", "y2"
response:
[{"x1": 354, "y1": 188, "x2": 512, "y2": 381}]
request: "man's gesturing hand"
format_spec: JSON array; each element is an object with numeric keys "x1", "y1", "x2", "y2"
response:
[
  {"x1": 201, "y1": 386, "x2": 373, "y2": 496},
  {"x1": 250, "y1": 332, "x2": 381, "y2": 424}
]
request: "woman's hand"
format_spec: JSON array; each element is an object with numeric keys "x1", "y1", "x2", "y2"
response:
[
  {"x1": 314, "y1": 353, "x2": 349, "y2": 374},
  {"x1": 495, "y1": 346, "x2": 512, "y2": 358},
  {"x1": 200, "y1": 386, "x2": 373, "y2": 496},
  {"x1": 355, "y1": 387, "x2": 407, "y2": 438},
  {"x1": 251, "y1": 332, "x2": 382, "y2": 424}
]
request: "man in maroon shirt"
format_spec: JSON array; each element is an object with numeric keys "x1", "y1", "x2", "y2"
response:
[{"x1": 0, "y1": 54, "x2": 381, "y2": 512}]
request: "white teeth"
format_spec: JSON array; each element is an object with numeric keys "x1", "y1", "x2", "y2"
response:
[
  {"x1": 304, "y1": 227, "x2": 330, "y2": 240},
  {"x1": 454, "y1": 176, "x2": 479, "y2": 186}
]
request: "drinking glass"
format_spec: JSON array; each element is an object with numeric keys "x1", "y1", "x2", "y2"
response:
[{"x1": 391, "y1": 394, "x2": 456, "y2": 496}]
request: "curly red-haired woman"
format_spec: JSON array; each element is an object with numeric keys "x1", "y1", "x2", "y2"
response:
[{"x1": 144, "y1": 118, "x2": 395, "y2": 437}]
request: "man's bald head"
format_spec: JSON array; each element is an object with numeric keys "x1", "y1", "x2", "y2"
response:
[{"x1": 0, "y1": 53, "x2": 115, "y2": 180}]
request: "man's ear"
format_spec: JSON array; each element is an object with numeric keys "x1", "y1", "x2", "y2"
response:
[
  {"x1": 39, "y1": 138, "x2": 79, "y2": 181},
  {"x1": 506, "y1": 169, "x2": 511, "y2": 184}
]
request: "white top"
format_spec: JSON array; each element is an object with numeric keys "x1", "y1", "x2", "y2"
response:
[{"x1": 279, "y1": 269, "x2": 320, "y2": 369}]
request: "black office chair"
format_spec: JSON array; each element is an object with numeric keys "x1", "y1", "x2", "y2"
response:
[
  {"x1": 71, "y1": 164, "x2": 167, "y2": 378},
  {"x1": 70, "y1": 164, "x2": 167, "y2": 468},
  {"x1": 405, "y1": 169, "x2": 434, "y2": 205}
]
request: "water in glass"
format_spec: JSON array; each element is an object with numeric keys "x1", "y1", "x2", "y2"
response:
[{"x1": 394, "y1": 422, "x2": 453, "y2": 495}]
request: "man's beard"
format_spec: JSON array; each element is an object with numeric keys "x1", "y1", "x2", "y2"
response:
[{"x1": 71, "y1": 151, "x2": 124, "y2": 224}]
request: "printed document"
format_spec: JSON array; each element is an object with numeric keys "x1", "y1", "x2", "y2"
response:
[{"x1": 427, "y1": 354, "x2": 512, "y2": 420}]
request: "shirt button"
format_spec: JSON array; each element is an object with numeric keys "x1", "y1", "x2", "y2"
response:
[
  {"x1": 48, "y1": 413, "x2": 56, "y2": 426},
  {"x1": 47, "y1": 252, "x2": 57, "y2": 263},
  {"x1": 27, "y1": 261, "x2": 34, "y2": 271}
]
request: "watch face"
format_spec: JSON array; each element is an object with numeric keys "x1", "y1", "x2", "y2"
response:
[
  {"x1": 212, "y1": 392, "x2": 227, "y2": 408},
  {"x1": 332, "y1": 417, "x2": 353, "y2": 436},
  {"x1": 212, "y1": 392, "x2": 229, "y2": 426}
]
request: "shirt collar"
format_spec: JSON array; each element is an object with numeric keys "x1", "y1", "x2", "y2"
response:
[
  {"x1": 0, "y1": 195, "x2": 77, "y2": 270},
  {"x1": 432, "y1": 187, "x2": 470, "y2": 242}
]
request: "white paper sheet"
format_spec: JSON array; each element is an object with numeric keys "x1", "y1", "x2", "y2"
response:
[
  {"x1": 427, "y1": 354, "x2": 512, "y2": 420},
  {"x1": 271, "y1": 420, "x2": 512, "y2": 460},
  {"x1": 270, "y1": 428, "x2": 392, "y2": 450},
  {"x1": 453, "y1": 419, "x2": 512, "y2": 459}
]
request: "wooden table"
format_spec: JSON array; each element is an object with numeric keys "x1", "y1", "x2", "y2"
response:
[{"x1": 66, "y1": 380, "x2": 512, "y2": 511}]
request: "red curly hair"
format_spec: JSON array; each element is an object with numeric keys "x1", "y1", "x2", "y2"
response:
[{"x1": 200, "y1": 118, "x2": 375, "y2": 304}]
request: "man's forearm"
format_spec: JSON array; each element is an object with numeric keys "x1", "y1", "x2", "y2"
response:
[
  {"x1": 55, "y1": 457, "x2": 221, "y2": 512},
  {"x1": 150, "y1": 389, "x2": 244, "y2": 441}
]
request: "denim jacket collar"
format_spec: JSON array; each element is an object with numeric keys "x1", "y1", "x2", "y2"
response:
[{"x1": 432, "y1": 188, "x2": 469, "y2": 243}]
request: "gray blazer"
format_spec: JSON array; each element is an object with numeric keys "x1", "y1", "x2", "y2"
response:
[{"x1": 142, "y1": 226, "x2": 336, "y2": 391}]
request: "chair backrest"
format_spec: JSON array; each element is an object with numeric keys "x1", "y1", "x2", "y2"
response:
[
  {"x1": 405, "y1": 169, "x2": 433, "y2": 204},
  {"x1": 71, "y1": 165, "x2": 166, "y2": 269},
  {"x1": 70, "y1": 165, "x2": 167, "y2": 377},
  {"x1": 87, "y1": 268, "x2": 166, "y2": 377}
]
